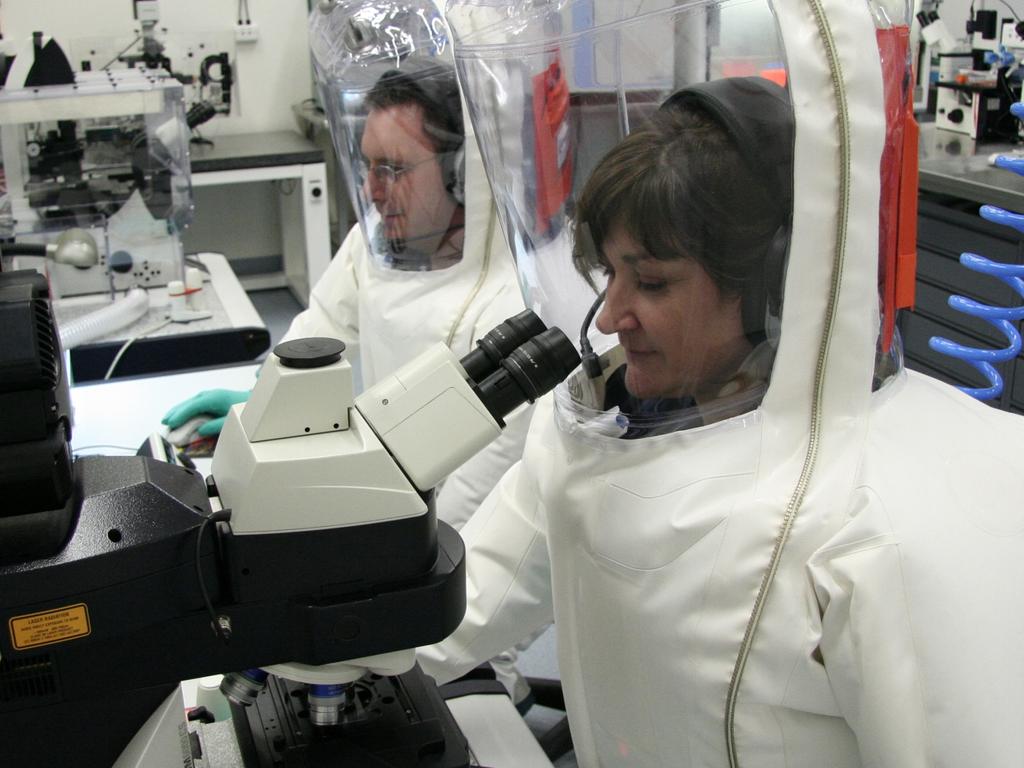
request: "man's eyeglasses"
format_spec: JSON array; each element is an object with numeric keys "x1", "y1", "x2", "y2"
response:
[{"x1": 358, "y1": 156, "x2": 435, "y2": 184}]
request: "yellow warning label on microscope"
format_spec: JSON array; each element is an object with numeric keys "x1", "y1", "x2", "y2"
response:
[{"x1": 9, "y1": 603, "x2": 91, "y2": 649}]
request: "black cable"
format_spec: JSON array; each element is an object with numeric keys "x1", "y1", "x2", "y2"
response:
[
  {"x1": 184, "y1": 255, "x2": 211, "y2": 273},
  {"x1": 101, "y1": 35, "x2": 142, "y2": 70},
  {"x1": 995, "y1": 0, "x2": 1022, "y2": 22},
  {"x1": 579, "y1": 289, "x2": 606, "y2": 379},
  {"x1": 195, "y1": 509, "x2": 233, "y2": 644},
  {"x1": 1, "y1": 242, "x2": 46, "y2": 256},
  {"x1": 103, "y1": 316, "x2": 173, "y2": 380},
  {"x1": 189, "y1": 130, "x2": 214, "y2": 148},
  {"x1": 993, "y1": 69, "x2": 1023, "y2": 142}
]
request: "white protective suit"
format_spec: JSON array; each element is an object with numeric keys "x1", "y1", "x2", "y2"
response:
[
  {"x1": 419, "y1": 1, "x2": 1024, "y2": 766},
  {"x1": 282, "y1": 125, "x2": 532, "y2": 532}
]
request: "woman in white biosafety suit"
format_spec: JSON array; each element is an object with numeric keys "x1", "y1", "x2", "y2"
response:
[{"x1": 418, "y1": 1, "x2": 1024, "y2": 766}]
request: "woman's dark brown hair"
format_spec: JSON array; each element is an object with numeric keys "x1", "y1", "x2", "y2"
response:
[{"x1": 571, "y1": 77, "x2": 793, "y2": 338}]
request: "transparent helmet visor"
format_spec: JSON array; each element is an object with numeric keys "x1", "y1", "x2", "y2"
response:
[
  {"x1": 310, "y1": 0, "x2": 467, "y2": 271},
  {"x1": 448, "y1": 0, "x2": 793, "y2": 437}
]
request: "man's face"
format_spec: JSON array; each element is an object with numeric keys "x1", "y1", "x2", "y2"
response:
[
  {"x1": 594, "y1": 225, "x2": 751, "y2": 401},
  {"x1": 360, "y1": 102, "x2": 458, "y2": 253}
]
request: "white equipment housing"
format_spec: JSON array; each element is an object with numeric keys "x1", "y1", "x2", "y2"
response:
[
  {"x1": 0, "y1": 65, "x2": 192, "y2": 296},
  {"x1": 212, "y1": 340, "x2": 502, "y2": 535},
  {"x1": 355, "y1": 343, "x2": 503, "y2": 492}
]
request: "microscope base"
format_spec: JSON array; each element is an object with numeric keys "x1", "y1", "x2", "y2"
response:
[{"x1": 228, "y1": 665, "x2": 469, "y2": 767}]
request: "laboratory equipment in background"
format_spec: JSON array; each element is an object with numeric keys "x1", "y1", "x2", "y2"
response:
[
  {"x1": 913, "y1": 1, "x2": 957, "y2": 112},
  {"x1": 928, "y1": 101, "x2": 1024, "y2": 400},
  {"x1": 0, "y1": 37, "x2": 272, "y2": 383},
  {"x1": 71, "y1": 0, "x2": 236, "y2": 124},
  {"x1": 933, "y1": 50, "x2": 975, "y2": 127},
  {"x1": 0, "y1": 266, "x2": 578, "y2": 767},
  {"x1": 0, "y1": 38, "x2": 194, "y2": 299},
  {"x1": 934, "y1": 8, "x2": 1024, "y2": 140}
]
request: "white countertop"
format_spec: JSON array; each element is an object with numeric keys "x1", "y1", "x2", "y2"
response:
[{"x1": 69, "y1": 362, "x2": 260, "y2": 458}]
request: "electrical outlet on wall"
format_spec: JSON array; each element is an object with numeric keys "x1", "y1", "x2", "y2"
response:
[{"x1": 235, "y1": 23, "x2": 259, "y2": 44}]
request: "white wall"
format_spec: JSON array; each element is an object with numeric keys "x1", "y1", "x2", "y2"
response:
[
  {"x1": 933, "y1": 0, "x2": 974, "y2": 46},
  {"x1": 0, "y1": 0, "x2": 314, "y2": 137}
]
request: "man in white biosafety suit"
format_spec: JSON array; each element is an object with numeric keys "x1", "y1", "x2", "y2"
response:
[
  {"x1": 285, "y1": 44, "x2": 534, "y2": 535},
  {"x1": 418, "y1": 1, "x2": 1024, "y2": 766},
  {"x1": 162, "y1": 0, "x2": 536, "y2": 705},
  {"x1": 164, "y1": 2, "x2": 529, "y2": 533}
]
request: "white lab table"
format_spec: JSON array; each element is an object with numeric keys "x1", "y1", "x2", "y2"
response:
[
  {"x1": 54, "y1": 252, "x2": 270, "y2": 383},
  {"x1": 69, "y1": 362, "x2": 260, "y2": 459},
  {"x1": 68, "y1": 365, "x2": 553, "y2": 768}
]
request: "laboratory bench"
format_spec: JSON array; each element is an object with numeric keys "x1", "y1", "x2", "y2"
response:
[
  {"x1": 59, "y1": 129, "x2": 334, "y2": 383},
  {"x1": 900, "y1": 122, "x2": 1024, "y2": 414},
  {"x1": 187, "y1": 130, "x2": 334, "y2": 307},
  {"x1": 189, "y1": 130, "x2": 325, "y2": 173},
  {"x1": 917, "y1": 121, "x2": 1024, "y2": 211},
  {"x1": 54, "y1": 252, "x2": 270, "y2": 383}
]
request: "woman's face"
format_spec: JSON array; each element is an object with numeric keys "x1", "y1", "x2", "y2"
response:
[{"x1": 594, "y1": 225, "x2": 750, "y2": 401}]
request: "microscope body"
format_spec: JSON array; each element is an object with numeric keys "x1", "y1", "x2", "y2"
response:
[
  {"x1": 0, "y1": 337, "x2": 470, "y2": 767},
  {"x1": 0, "y1": 265, "x2": 578, "y2": 767}
]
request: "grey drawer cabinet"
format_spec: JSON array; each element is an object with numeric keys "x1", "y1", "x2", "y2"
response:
[{"x1": 898, "y1": 191, "x2": 1024, "y2": 414}]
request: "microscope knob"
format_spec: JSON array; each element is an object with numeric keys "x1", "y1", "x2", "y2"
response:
[
  {"x1": 109, "y1": 250, "x2": 133, "y2": 273},
  {"x1": 274, "y1": 337, "x2": 345, "y2": 368}
]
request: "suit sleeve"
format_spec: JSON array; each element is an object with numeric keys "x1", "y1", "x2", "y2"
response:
[
  {"x1": 281, "y1": 225, "x2": 365, "y2": 388},
  {"x1": 282, "y1": 225, "x2": 363, "y2": 344},
  {"x1": 807, "y1": 485, "x2": 1024, "y2": 768},
  {"x1": 417, "y1": 409, "x2": 555, "y2": 685},
  {"x1": 433, "y1": 402, "x2": 533, "y2": 530}
]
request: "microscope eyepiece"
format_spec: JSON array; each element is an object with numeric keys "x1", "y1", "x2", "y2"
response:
[
  {"x1": 459, "y1": 309, "x2": 548, "y2": 383},
  {"x1": 473, "y1": 327, "x2": 581, "y2": 423},
  {"x1": 353, "y1": 315, "x2": 581, "y2": 493}
]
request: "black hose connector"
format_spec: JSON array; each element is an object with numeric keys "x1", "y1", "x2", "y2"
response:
[{"x1": 0, "y1": 243, "x2": 47, "y2": 257}]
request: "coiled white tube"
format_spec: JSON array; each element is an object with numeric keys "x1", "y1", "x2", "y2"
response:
[{"x1": 59, "y1": 288, "x2": 150, "y2": 350}]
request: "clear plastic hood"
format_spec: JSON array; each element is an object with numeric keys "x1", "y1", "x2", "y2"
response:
[
  {"x1": 310, "y1": 0, "x2": 452, "y2": 88},
  {"x1": 446, "y1": 0, "x2": 794, "y2": 435},
  {"x1": 310, "y1": 0, "x2": 468, "y2": 271}
]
